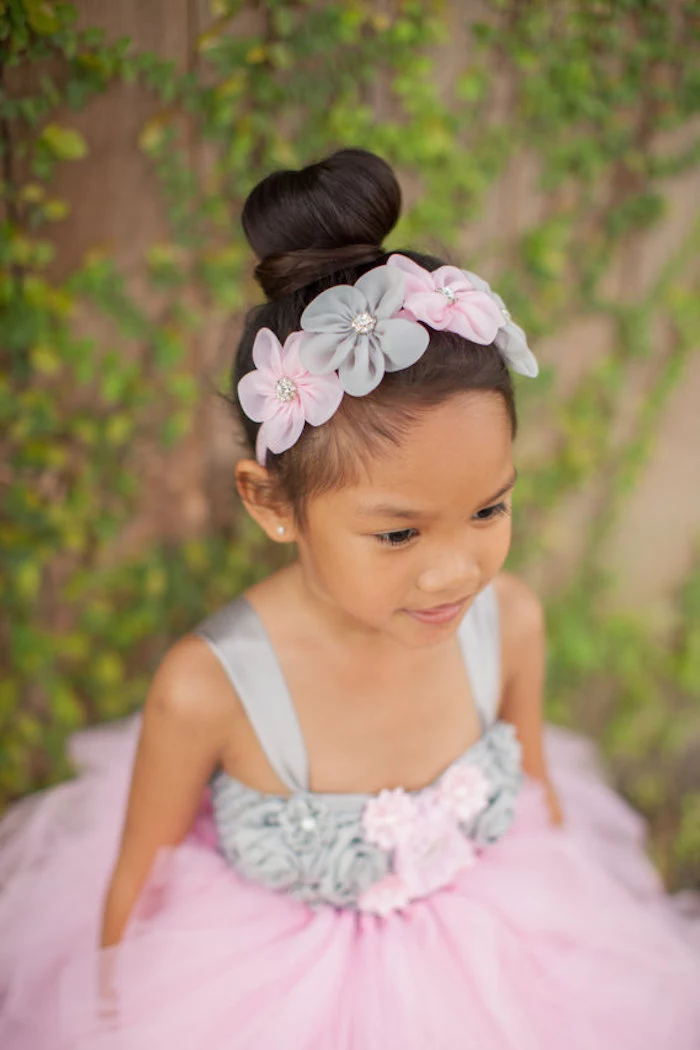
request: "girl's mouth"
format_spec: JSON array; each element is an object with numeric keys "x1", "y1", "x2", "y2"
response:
[{"x1": 404, "y1": 599, "x2": 468, "y2": 626}]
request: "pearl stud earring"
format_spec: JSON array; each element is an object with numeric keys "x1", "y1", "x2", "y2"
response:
[{"x1": 276, "y1": 525, "x2": 285, "y2": 536}]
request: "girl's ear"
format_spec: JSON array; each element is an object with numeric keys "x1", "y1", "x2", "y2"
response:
[{"x1": 234, "y1": 459, "x2": 297, "y2": 543}]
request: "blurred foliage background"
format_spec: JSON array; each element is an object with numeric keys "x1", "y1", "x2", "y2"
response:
[{"x1": 1, "y1": 0, "x2": 699, "y2": 888}]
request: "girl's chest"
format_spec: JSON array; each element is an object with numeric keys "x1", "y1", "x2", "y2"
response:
[{"x1": 223, "y1": 640, "x2": 484, "y2": 796}]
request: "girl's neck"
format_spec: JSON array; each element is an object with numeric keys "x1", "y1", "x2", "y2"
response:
[{"x1": 249, "y1": 562, "x2": 450, "y2": 671}]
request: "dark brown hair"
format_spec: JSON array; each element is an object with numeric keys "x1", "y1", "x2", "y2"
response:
[{"x1": 228, "y1": 148, "x2": 517, "y2": 520}]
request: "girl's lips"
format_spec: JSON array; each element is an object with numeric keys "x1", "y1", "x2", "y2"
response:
[{"x1": 405, "y1": 599, "x2": 468, "y2": 626}]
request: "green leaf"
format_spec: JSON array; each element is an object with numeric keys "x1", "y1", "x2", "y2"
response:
[
  {"x1": 42, "y1": 198, "x2": 70, "y2": 221},
  {"x1": 22, "y1": 0, "x2": 60, "y2": 35},
  {"x1": 40, "y1": 123, "x2": 88, "y2": 160},
  {"x1": 30, "y1": 342, "x2": 62, "y2": 376},
  {"x1": 19, "y1": 182, "x2": 45, "y2": 203},
  {"x1": 138, "y1": 116, "x2": 169, "y2": 154}
]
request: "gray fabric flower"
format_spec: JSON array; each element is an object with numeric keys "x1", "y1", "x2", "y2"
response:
[
  {"x1": 321, "y1": 816, "x2": 390, "y2": 907},
  {"x1": 470, "y1": 787, "x2": 518, "y2": 846},
  {"x1": 298, "y1": 266, "x2": 430, "y2": 396},
  {"x1": 461, "y1": 270, "x2": 539, "y2": 378},
  {"x1": 489, "y1": 721, "x2": 523, "y2": 776},
  {"x1": 278, "y1": 795, "x2": 336, "y2": 853},
  {"x1": 455, "y1": 724, "x2": 522, "y2": 847},
  {"x1": 212, "y1": 789, "x2": 300, "y2": 891}
]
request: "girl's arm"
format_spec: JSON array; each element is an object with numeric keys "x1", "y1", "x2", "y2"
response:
[
  {"x1": 100, "y1": 635, "x2": 229, "y2": 947},
  {"x1": 493, "y1": 572, "x2": 564, "y2": 826}
]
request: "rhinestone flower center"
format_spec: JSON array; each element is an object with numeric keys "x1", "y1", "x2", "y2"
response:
[
  {"x1": 350, "y1": 311, "x2": 377, "y2": 335},
  {"x1": 274, "y1": 376, "x2": 297, "y2": 402},
  {"x1": 437, "y1": 286, "x2": 458, "y2": 305}
]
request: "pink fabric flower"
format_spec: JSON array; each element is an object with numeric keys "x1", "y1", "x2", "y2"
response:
[
  {"x1": 237, "y1": 328, "x2": 343, "y2": 465},
  {"x1": 387, "y1": 253, "x2": 505, "y2": 344},
  {"x1": 393, "y1": 796, "x2": 477, "y2": 897},
  {"x1": 360, "y1": 785, "x2": 483, "y2": 914},
  {"x1": 362, "y1": 788, "x2": 419, "y2": 850},
  {"x1": 438, "y1": 763, "x2": 490, "y2": 822},
  {"x1": 357, "y1": 873, "x2": 411, "y2": 917}
]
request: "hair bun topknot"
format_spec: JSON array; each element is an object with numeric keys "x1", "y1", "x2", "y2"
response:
[{"x1": 241, "y1": 148, "x2": 401, "y2": 299}]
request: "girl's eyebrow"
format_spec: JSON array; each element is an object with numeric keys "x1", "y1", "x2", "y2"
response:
[
  {"x1": 355, "y1": 469, "x2": 518, "y2": 520},
  {"x1": 481, "y1": 468, "x2": 518, "y2": 506}
]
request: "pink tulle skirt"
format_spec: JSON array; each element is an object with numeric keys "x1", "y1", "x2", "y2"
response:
[{"x1": 1, "y1": 714, "x2": 699, "y2": 1050}]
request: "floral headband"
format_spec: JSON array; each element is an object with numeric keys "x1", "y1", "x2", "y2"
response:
[{"x1": 238, "y1": 253, "x2": 538, "y2": 465}]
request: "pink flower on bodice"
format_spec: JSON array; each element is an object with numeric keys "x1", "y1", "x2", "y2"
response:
[
  {"x1": 358, "y1": 766, "x2": 491, "y2": 916},
  {"x1": 362, "y1": 788, "x2": 419, "y2": 850},
  {"x1": 438, "y1": 763, "x2": 490, "y2": 822},
  {"x1": 392, "y1": 793, "x2": 477, "y2": 897}
]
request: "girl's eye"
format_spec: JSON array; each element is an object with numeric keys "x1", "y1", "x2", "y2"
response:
[
  {"x1": 375, "y1": 528, "x2": 419, "y2": 547},
  {"x1": 474, "y1": 501, "x2": 509, "y2": 522},
  {"x1": 374, "y1": 503, "x2": 508, "y2": 545}
]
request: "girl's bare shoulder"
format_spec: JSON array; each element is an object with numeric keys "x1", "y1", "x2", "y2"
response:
[
  {"x1": 491, "y1": 572, "x2": 546, "y2": 674},
  {"x1": 142, "y1": 629, "x2": 245, "y2": 736}
]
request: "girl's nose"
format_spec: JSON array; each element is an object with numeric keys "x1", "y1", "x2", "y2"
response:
[{"x1": 417, "y1": 552, "x2": 478, "y2": 595}]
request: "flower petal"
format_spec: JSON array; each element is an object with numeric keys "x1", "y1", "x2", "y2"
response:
[
  {"x1": 337, "y1": 336, "x2": 385, "y2": 396},
  {"x1": 238, "y1": 369, "x2": 282, "y2": 423},
  {"x1": 461, "y1": 269, "x2": 511, "y2": 320},
  {"x1": 255, "y1": 427, "x2": 268, "y2": 466},
  {"x1": 461, "y1": 269, "x2": 492, "y2": 296},
  {"x1": 461, "y1": 269, "x2": 539, "y2": 375},
  {"x1": 279, "y1": 331, "x2": 306, "y2": 375},
  {"x1": 355, "y1": 265, "x2": 405, "y2": 318},
  {"x1": 450, "y1": 294, "x2": 504, "y2": 343},
  {"x1": 261, "y1": 403, "x2": 305, "y2": 455},
  {"x1": 387, "y1": 254, "x2": 435, "y2": 298},
  {"x1": 298, "y1": 330, "x2": 360, "y2": 376},
  {"x1": 376, "y1": 318, "x2": 430, "y2": 373},
  {"x1": 430, "y1": 265, "x2": 475, "y2": 293},
  {"x1": 401, "y1": 291, "x2": 453, "y2": 328},
  {"x1": 296, "y1": 372, "x2": 344, "y2": 426},
  {"x1": 495, "y1": 325, "x2": 539, "y2": 377},
  {"x1": 387, "y1": 253, "x2": 432, "y2": 280},
  {"x1": 251, "y1": 327, "x2": 285, "y2": 374},
  {"x1": 300, "y1": 285, "x2": 366, "y2": 333}
]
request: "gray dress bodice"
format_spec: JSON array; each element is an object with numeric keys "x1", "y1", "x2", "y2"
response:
[{"x1": 194, "y1": 584, "x2": 522, "y2": 910}]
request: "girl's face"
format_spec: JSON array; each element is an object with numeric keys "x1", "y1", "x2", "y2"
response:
[{"x1": 295, "y1": 391, "x2": 515, "y2": 649}]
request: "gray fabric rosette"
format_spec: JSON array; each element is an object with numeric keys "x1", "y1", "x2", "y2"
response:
[
  {"x1": 298, "y1": 266, "x2": 430, "y2": 396},
  {"x1": 461, "y1": 270, "x2": 539, "y2": 378},
  {"x1": 211, "y1": 781, "x2": 389, "y2": 907},
  {"x1": 457, "y1": 722, "x2": 523, "y2": 846}
]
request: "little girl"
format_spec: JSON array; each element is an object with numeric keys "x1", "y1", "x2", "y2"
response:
[{"x1": 1, "y1": 148, "x2": 699, "y2": 1050}]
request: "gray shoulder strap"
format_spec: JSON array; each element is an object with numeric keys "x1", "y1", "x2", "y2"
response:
[
  {"x1": 193, "y1": 597, "x2": 309, "y2": 792},
  {"x1": 457, "y1": 583, "x2": 502, "y2": 727}
]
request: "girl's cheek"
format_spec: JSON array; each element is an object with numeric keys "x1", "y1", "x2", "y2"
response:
[{"x1": 495, "y1": 525, "x2": 512, "y2": 565}]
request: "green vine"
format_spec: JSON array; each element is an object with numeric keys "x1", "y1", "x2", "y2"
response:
[{"x1": 1, "y1": 0, "x2": 699, "y2": 887}]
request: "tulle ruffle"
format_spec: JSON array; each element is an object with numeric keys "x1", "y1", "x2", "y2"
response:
[{"x1": 1, "y1": 715, "x2": 699, "y2": 1050}]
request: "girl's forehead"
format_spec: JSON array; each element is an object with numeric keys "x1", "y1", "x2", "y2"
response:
[
  {"x1": 367, "y1": 393, "x2": 510, "y2": 472},
  {"x1": 348, "y1": 458, "x2": 515, "y2": 517},
  {"x1": 323, "y1": 393, "x2": 514, "y2": 514}
]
